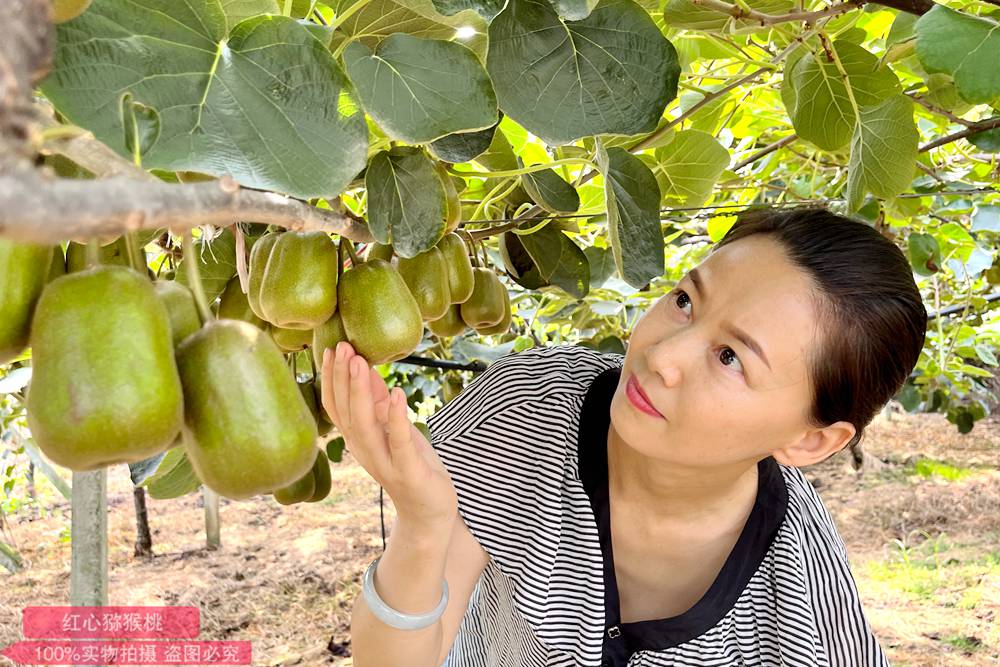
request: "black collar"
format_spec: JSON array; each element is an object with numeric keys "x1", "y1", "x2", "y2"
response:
[{"x1": 576, "y1": 366, "x2": 789, "y2": 657}]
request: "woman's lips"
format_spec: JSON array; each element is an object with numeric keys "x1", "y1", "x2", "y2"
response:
[{"x1": 626, "y1": 374, "x2": 664, "y2": 419}]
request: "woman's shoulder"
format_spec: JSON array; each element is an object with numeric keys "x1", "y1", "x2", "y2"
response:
[
  {"x1": 426, "y1": 344, "x2": 619, "y2": 442},
  {"x1": 775, "y1": 462, "x2": 850, "y2": 561},
  {"x1": 454, "y1": 343, "x2": 623, "y2": 398},
  {"x1": 491, "y1": 343, "x2": 625, "y2": 387}
]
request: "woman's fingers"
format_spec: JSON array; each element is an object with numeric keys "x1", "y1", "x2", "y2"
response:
[
  {"x1": 370, "y1": 368, "x2": 392, "y2": 425},
  {"x1": 332, "y1": 342, "x2": 353, "y2": 435},
  {"x1": 348, "y1": 353, "x2": 392, "y2": 468},
  {"x1": 320, "y1": 346, "x2": 340, "y2": 425},
  {"x1": 386, "y1": 387, "x2": 418, "y2": 471},
  {"x1": 368, "y1": 365, "x2": 390, "y2": 405}
]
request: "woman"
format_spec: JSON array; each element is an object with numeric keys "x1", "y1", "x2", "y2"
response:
[{"x1": 325, "y1": 206, "x2": 926, "y2": 667}]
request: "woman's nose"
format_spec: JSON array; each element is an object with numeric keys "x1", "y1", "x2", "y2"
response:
[{"x1": 646, "y1": 338, "x2": 688, "y2": 388}]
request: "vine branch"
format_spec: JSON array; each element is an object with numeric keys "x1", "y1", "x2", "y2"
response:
[
  {"x1": 0, "y1": 1, "x2": 375, "y2": 245},
  {"x1": 919, "y1": 116, "x2": 1000, "y2": 153},
  {"x1": 0, "y1": 169, "x2": 375, "y2": 244},
  {"x1": 732, "y1": 134, "x2": 799, "y2": 171},
  {"x1": 686, "y1": 0, "x2": 864, "y2": 25}
]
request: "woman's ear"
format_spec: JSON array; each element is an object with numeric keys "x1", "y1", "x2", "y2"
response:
[{"x1": 771, "y1": 421, "x2": 856, "y2": 467}]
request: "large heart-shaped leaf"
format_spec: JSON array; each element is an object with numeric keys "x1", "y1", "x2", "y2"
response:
[
  {"x1": 330, "y1": 0, "x2": 488, "y2": 58},
  {"x1": 663, "y1": 0, "x2": 794, "y2": 32},
  {"x1": 969, "y1": 120, "x2": 1000, "y2": 153},
  {"x1": 486, "y1": 0, "x2": 679, "y2": 146},
  {"x1": 584, "y1": 245, "x2": 616, "y2": 289},
  {"x1": 516, "y1": 224, "x2": 590, "y2": 297},
  {"x1": 222, "y1": 0, "x2": 279, "y2": 27},
  {"x1": 519, "y1": 158, "x2": 581, "y2": 213},
  {"x1": 141, "y1": 447, "x2": 203, "y2": 500},
  {"x1": 916, "y1": 5, "x2": 1000, "y2": 105},
  {"x1": 365, "y1": 147, "x2": 447, "y2": 258},
  {"x1": 548, "y1": 0, "x2": 599, "y2": 20},
  {"x1": 845, "y1": 94, "x2": 919, "y2": 213},
  {"x1": 430, "y1": 0, "x2": 507, "y2": 20},
  {"x1": 428, "y1": 119, "x2": 500, "y2": 162},
  {"x1": 39, "y1": 2, "x2": 368, "y2": 200},
  {"x1": 343, "y1": 34, "x2": 498, "y2": 144},
  {"x1": 596, "y1": 143, "x2": 664, "y2": 289},
  {"x1": 784, "y1": 40, "x2": 901, "y2": 151},
  {"x1": 653, "y1": 130, "x2": 729, "y2": 207}
]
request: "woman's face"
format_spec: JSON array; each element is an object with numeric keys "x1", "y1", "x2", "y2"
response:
[{"x1": 611, "y1": 234, "x2": 844, "y2": 469}]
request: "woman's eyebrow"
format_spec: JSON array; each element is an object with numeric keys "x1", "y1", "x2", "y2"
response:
[{"x1": 687, "y1": 268, "x2": 772, "y2": 373}]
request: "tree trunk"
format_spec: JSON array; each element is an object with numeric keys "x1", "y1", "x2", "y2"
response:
[
  {"x1": 133, "y1": 486, "x2": 152, "y2": 558},
  {"x1": 204, "y1": 486, "x2": 221, "y2": 550}
]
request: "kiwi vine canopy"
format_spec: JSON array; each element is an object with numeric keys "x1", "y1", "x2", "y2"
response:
[{"x1": 425, "y1": 345, "x2": 890, "y2": 667}]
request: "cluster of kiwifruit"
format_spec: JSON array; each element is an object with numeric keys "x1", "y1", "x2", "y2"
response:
[{"x1": 0, "y1": 226, "x2": 510, "y2": 505}]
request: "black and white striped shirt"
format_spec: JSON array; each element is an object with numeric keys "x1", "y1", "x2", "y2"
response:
[{"x1": 428, "y1": 344, "x2": 890, "y2": 667}]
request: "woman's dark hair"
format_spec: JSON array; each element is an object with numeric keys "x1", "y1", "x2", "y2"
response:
[{"x1": 712, "y1": 206, "x2": 928, "y2": 459}]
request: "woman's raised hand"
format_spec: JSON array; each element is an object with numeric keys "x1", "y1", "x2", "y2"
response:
[{"x1": 320, "y1": 341, "x2": 459, "y2": 530}]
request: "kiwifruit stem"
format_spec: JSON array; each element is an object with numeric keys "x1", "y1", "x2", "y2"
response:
[
  {"x1": 86, "y1": 239, "x2": 100, "y2": 268},
  {"x1": 123, "y1": 232, "x2": 146, "y2": 276},
  {"x1": 343, "y1": 238, "x2": 361, "y2": 266},
  {"x1": 462, "y1": 235, "x2": 479, "y2": 268},
  {"x1": 336, "y1": 236, "x2": 345, "y2": 281},
  {"x1": 182, "y1": 230, "x2": 214, "y2": 324}
]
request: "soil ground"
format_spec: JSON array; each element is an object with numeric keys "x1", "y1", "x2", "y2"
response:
[{"x1": 1, "y1": 408, "x2": 998, "y2": 667}]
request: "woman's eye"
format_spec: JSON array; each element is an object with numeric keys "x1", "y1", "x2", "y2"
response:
[{"x1": 671, "y1": 289, "x2": 744, "y2": 376}]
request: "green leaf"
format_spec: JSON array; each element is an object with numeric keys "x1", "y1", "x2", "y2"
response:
[
  {"x1": 845, "y1": 94, "x2": 918, "y2": 213},
  {"x1": 474, "y1": 126, "x2": 520, "y2": 171},
  {"x1": 786, "y1": 40, "x2": 901, "y2": 151},
  {"x1": 120, "y1": 93, "x2": 160, "y2": 159},
  {"x1": 652, "y1": 129, "x2": 729, "y2": 207},
  {"x1": 886, "y1": 11, "x2": 917, "y2": 47},
  {"x1": 343, "y1": 34, "x2": 498, "y2": 144},
  {"x1": 968, "y1": 119, "x2": 1000, "y2": 152},
  {"x1": 518, "y1": 158, "x2": 581, "y2": 213},
  {"x1": 595, "y1": 143, "x2": 664, "y2": 289},
  {"x1": 430, "y1": 0, "x2": 507, "y2": 20},
  {"x1": 176, "y1": 229, "x2": 239, "y2": 303},
  {"x1": 548, "y1": 0, "x2": 599, "y2": 20},
  {"x1": 128, "y1": 452, "x2": 169, "y2": 486},
  {"x1": 515, "y1": 223, "x2": 590, "y2": 297},
  {"x1": 142, "y1": 447, "x2": 203, "y2": 500},
  {"x1": 907, "y1": 232, "x2": 942, "y2": 275},
  {"x1": 663, "y1": 0, "x2": 794, "y2": 32},
  {"x1": 365, "y1": 147, "x2": 447, "y2": 258},
  {"x1": 39, "y1": 3, "x2": 368, "y2": 200},
  {"x1": 778, "y1": 44, "x2": 809, "y2": 120},
  {"x1": 330, "y1": 0, "x2": 488, "y2": 58},
  {"x1": 221, "y1": 0, "x2": 280, "y2": 27},
  {"x1": 428, "y1": 119, "x2": 500, "y2": 163},
  {"x1": 584, "y1": 245, "x2": 616, "y2": 288},
  {"x1": 678, "y1": 85, "x2": 731, "y2": 135},
  {"x1": 486, "y1": 0, "x2": 679, "y2": 146},
  {"x1": 916, "y1": 5, "x2": 1000, "y2": 105},
  {"x1": 500, "y1": 231, "x2": 549, "y2": 289}
]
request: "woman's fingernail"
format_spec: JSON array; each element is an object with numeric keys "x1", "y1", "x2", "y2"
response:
[{"x1": 350, "y1": 358, "x2": 359, "y2": 377}]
